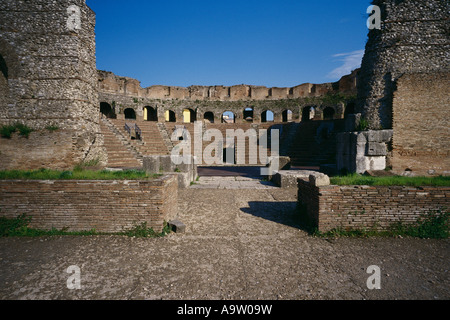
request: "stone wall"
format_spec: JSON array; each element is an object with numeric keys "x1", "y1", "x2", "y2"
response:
[
  {"x1": 0, "y1": 0, "x2": 106, "y2": 170},
  {"x1": 98, "y1": 70, "x2": 357, "y2": 124},
  {"x1": 356, "y1": 0, "x2": 449, "y2": 130},
  {"x1": 0, "y1": 175, "x2": 178, "y2": 233},
  {"x1": 298, "y1": 179, "x2": 450, "y2": 233},
  {"x1": 392, "y1": 72, "x2": 450, "y2": 176}
]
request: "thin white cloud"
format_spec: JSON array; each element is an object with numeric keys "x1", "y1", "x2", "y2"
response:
[{"x1": 327, "y1": 49, "x2": 364, "y2": 80}]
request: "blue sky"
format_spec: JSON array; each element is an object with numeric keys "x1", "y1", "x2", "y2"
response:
[{"x1": 87, "y1": 0, "x2": 372, "y2": 88}]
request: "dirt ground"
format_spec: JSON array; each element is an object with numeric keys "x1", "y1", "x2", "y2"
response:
[{"x1": 0, "y1": 188, "x2": 449, "y2": 300}]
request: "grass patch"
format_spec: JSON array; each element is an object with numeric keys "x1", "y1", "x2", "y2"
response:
[
  {"x1": 0, "y1": 123, "x2": 34, "y2": 138},
  {"x1": 0, "y1": 214, "x2": 171, "y2": 238},
  {"x1": 315, "y1": 210, "x2": 449, "y2": 239},
  {"x1": 330, "y1": 174, "x2": 450, "y2": 187},
  {"x1": 0, "y1": 168, "x2": 160, "y2": 180}
]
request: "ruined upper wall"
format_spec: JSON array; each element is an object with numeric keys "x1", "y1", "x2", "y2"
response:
[
  {"x1": 357, "y1": 0, "x2": 450, "y2": 129},
  {"x1": 98, "y1": 69, "x2": 358, "y2": 102}
]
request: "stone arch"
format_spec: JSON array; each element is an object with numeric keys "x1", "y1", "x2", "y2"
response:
[
  {"x1": 165, "y1": 110, "x2": 176, "y2": 122},
  {"x1": 261, "y1": 110, "x2": 274, "y2": 123},
  {"x1": 222, "y1": 111, "x2": 236, "y2": 124},
  {"x1": 344, "y1": 102, "x2": 355, "y2": 118},
  {"x1": 100, "y1": 102, "x2": 116, "y2": 119},
  {"x1": 0, "y1": 54, "x2": 7, "y2": 80},
  {"x1": 323, "y1": 107, "x2": 336, "y2": 120},
  {"x1": 144, "y1": 106, "x2": 158, "y2": 121},
  {"x1": 204, "y1": 111, "x2": 215, "y2": 123},
  {"x1": 243, "y1": 107, "x2": 254, "y2": 122},
  {"x1": 302, "y1": 106, "x2": 315, "y2": 121},
  {"x1": 282, "y1": 109, "x2": 293, "y2": 122},
  {"x1": 124, "y1": 108, "x2": 136, "y2": 120},
  {"x1": 0, "y1": 39, "x2": 20, "y2": 80},
  {"x1": 183, "y1": 108, "x2": 197, "y2": 123}
]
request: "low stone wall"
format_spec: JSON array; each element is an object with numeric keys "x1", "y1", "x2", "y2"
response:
[
  {"x1": 0, "y1": 175, "x2": 178, "y2": 233},
  {"x1": 298, "y1": 178, "x2": 450, "y2": 232}
]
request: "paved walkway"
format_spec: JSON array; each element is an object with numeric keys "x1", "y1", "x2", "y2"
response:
[
  {"x1": 190, "y1": 176, "x2": 278, "y2": 189},
  {"x1": 0, "y1": 188, "x2": 449, "y2": 301}
]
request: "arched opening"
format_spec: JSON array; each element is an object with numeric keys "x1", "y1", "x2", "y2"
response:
[
  {"x1": 183, "y1": 108, "x2": 196, "y2": 123},
  {"x1": 0, "y1": 54, "x2": 7, "y2": 80},
  {"x1": 323, "y1": 107, "x2": 335, "y2": 120},
  {"x1": 0, "y1": 54, "x2": 8, "y2": 103},
  {"x1": 344, "y1": 102, "x2": 355, "y2": 118},
  {"x1": 100, "y1": 102, "x2": 116, "y2": 119},
  {"x1": 302, "y1": 106, "x2": 314, "y2": 122},
  {"x1": 124, "y1": 108, "x2": 136, "y2": 120},
  {"x1": 165, "y1": 110, "x2": 176, "y2": 122},
  {"x1": 261, "y1": 110, "x2": 274, "y2": 123},
  {"x1": 243, "y1": 107, "x2": 254, "y2": 122},
  {"x1": 282, "y1": 110, "x2": 293, "y2": 122},
  {"x1": 144, "y1": 106, "x2": 158, "y2": 121},
  {"x1": 204, "y1": 112, "x2": 215, "y2": 123},
  {"x1": 222, "y1": 111, "x2": 235, "y2": 124}
]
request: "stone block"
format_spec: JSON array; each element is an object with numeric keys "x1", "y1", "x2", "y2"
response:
[
  {"x1": 168, "y1": 220, "x2": 186, "y2": 233},
  {"x1": 143, "y1": 156, "x2": 160, "y2": 173},
  {"x1": 309, "y1": 173, "x2": 330, "y2": 187},
  {"x1": 273, "y1": 170, "x2": 314, "y2": 188},
  {"x1": 366, "y1": 142, "x2": 387, "y2": 156}
]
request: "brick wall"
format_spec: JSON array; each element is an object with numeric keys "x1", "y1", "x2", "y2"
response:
[
  {"x1": 392, "y1": 72, "x2": 450, "y2": 176},
  {"x1": 298, "y1": 179, "x2": 450, "y2": 232},
  {"x1": 0, "y1": 175, "x2": 178, "y2": 233}
]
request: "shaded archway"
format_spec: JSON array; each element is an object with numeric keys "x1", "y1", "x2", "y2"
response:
[
  {"x1": 243, "y1": 107, "x2": 254, "y2": 122},
  {"x1": 183, "y1": 108, "x2": 196, "y2": 123},
  {"x1": 323, "y1": 107, "x2": 335, "y2": 120},
  {"x1": 344, "y1": 102, "x2": 355, "y2": 118},
  {"x1": 100, "y1": 102, "x2": 116, "y2": 119},
  {"x1": 124, "y1": 108, "x2": 136, "y2": 120},
  {"x1": 0, "y1": 54, "x2": 7, "y2": 79},
  {"x1": 302, "y1": 106, "x2": 315, "y2": 122},
  {"x1": 165, "y1": 110, "x2": 176, "y2": 122},
  {"x1": 261, "y1": 110, "x2": 274, "y2": 123},
  {"x1": 204, "y1": 111, "x2": 215, "y2": 123},
  {"x1": 222, "y1": 111, "x2": 236, "y2": 124},
  {"x1": 282, "y1": 110, "x2": 293, "y2": 122},
  {"x1": 144, "y1": 106, "x2": 158, "y2": 121}
]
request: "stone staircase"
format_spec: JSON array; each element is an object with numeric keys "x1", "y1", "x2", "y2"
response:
[
  {"x1": 286, "y1": 120, "x2": 345, "y2": 167},
  {"x1": 99, "y1": 118, "x2": 142, "y2": 168},
  {"x1": 109, "y1": 119, "x2": 170, "y2": 157}
]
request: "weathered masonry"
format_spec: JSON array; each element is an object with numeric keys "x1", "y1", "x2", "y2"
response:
[
  {"x1": 97, "y1": 69, "x2": 358, "y2": 124},
  {"x1": 0, "y1": 0, "x2": 106, "y2": 170},
  {"x1": 0, "y1": 175, "x2": 178, "y2": 233}
]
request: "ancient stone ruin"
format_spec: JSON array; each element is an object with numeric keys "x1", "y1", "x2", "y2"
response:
[{"x1": 0, "y1": 0, "x2": 448, "y2": 177}]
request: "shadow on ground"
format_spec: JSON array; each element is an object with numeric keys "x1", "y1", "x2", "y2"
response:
[{"x1": 240, "y1": 201, "x2": 312, "y2": 233}]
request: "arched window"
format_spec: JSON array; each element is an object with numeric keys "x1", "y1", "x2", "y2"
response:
[
  {"x1": 344, "y1": 102, "x2": 355, "y2": 118},
  {"x1": 302, "y1": 106, "x2": 315, "y2": 122},
  {"x1": 144, "y1": 106, "x2": 158, "y2": 121},
  {"x1": 243, "y1": 107, "x2": 254, "y2": 122},
  {"x1": 261, "y1": 110, "x2": 274, "y2": 123},
  {"x1": 100, "y1": 102, "x2": 116, "y2": 119},
  {"x1": 323, "y1": 107, "x2": 335, "y2": 120},
  {"x1": 165, "y1": 110, "x2": 176, "y2": 122},
  {"x1": 0, "y1": 54, "x2": 7, "y2": 79},
  {"x1": 204, "y1": 112, "x2": 215, "y2": 123},
  {"x1": 282, "y1": 110, "x2": 293, "y2": 122},
  {"x1": 124, "y1": 108, "x2": 136, "y2": 120},
  {"x1": 222, "y1": 111, "x2": 235, "y2": 124},
  {"x1": 183, "y1": 108, "x2": 196, "y2": 123}
]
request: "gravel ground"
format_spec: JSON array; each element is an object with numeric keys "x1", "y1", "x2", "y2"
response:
[{"x1": 0, "y1": 188, "x2": 449, "y2": 300}]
